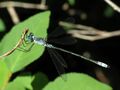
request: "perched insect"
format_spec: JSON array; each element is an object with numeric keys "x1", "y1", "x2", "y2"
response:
[
  {"x1": 24, "y1": 31, "x2": 109, "y2": 77},
  {"x1": 0, "y1": 28, "x2": 109, "y2": 80}
]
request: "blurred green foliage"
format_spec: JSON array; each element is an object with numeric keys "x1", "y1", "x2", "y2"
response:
[
  {"x1": 0, "y1": 18, "x2": 5, "y2": 32},
  {"x1": 104, "y1": 6, "x2": 115, "y2": 18},
  {"x1": 67, "y1": 0, "x2": 75, "y2": 6}
]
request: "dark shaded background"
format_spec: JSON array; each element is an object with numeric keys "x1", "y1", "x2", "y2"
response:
[{"x1": 0, "y1": 0, "x2": 120, "y2": 90}]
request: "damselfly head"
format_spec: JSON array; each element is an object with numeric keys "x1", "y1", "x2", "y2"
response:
[{"x1": 26, "y1": 33, "x2": 34, "y2": 42}]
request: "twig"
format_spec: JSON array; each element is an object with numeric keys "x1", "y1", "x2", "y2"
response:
[
  {"x1": 0, "y1": 1, "x2": 48, "y2": 10},
  {"x1": 59, "y1": 21, "x2": 120, "y2": 41},
  {"x1": 104, "y1": 0, "x2": 120, "y2": 13},
  {"x1": 68, "y1": 30, "x2": 120, "y2": 41},
  {"x1": 59, "y1": 21, "x2": 100, "y2": 31},
  {"x1": 0, "y1": 29, "x2": 29, "y2": 59},
  {"x1": 0, "y1": 1, "x2": 48, "y2": 24},
  {"x1": 7, "y1": 6, "x2": 20, "y2": 24}
]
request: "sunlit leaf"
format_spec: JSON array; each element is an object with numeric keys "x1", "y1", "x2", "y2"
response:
[
  {"x1": 0, "y1": 11, "x2": 50, "y2": 72},
  {"x1": 5, "y1": 72, "x2": 49, "y2": 90},
  {"x1": 5, "y1": 81, "x2": 26, "y2": 90},
  {"x1": 43, "y1": 73, "x2": 112, "y2": 90},
  {"x1": 5, "y1": 72, "x2": 33, "y2": 90}
]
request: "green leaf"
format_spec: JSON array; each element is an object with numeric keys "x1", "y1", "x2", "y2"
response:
[
  {"x1": 32, "y1": 72, "x2": 49, "y2": 90},
  {"x1": 0, "y1": 11, "x2": 50, "y2": 72},
  {"x1": 6, "y1": 72, "x2": 33, "y2": 90},
  {"x1": 5, "y1": 72, "x2": 49, "y2": 90},
  {"x1": 68, "y1": 0, "x2": 75, "y2": 6},
  {"x1": 104, "y1": 6, "x2": 115, "y2": 18},
  {"x1": 0, "y1": 60, "x2": 11, "y2": 90},
  {"x1": 0, "y1": 18, "x2": 5, "y2": 32},
  {"x1": 5, "y1": 81, "x2": 26, "y2": 90},
  {"x1": 43, "y1": 73, "x2": 112, "y2": 90}
]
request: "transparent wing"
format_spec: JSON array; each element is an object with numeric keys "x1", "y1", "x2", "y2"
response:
[
  {"x1": 47, "y1": 48, "x2": 67, "y2": 80},
  {"x1": 48, "y1": 35, "x2": 77, "y2": 45},
  {"x1": 48, "y1": 17, "x2": 75, "y2": 38},
  {"x1": 48, "y1": 17, "x2": 76, "y2": 45},
  {"x1": 48, "y1": 26, "x2": 66, "y2": 38}
]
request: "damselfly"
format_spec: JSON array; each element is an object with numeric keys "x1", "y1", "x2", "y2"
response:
[
  {"x1": 0, "y1": 28, "x2": 109, "y2": 80},
  {"x1": 24, "y1": 31, "x2": 109, "y2": 77}
]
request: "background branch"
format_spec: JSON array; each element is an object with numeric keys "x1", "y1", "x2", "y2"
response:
[
  {"x1": 59, "y1": 21, "x2": 120, "y2": 41},
  {"x1": 0, "y1": 0, "x2": 48, "y2": 24},
  {"x1": 0, "y1": 1, "x2": 48, "y2": 10},
  {"x1": 104, "y1": 0, "x2": 120, "y2": 13}
]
